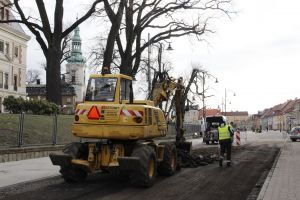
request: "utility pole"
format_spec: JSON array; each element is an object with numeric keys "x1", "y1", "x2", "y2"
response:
[
  {"x1": 202, "y1": 71, "x2": 206, "y2": 130},
  {"x1": 147, "y1": 33, "x2": 151, "y2": 96},
  {"x1": 158, "y1": 43, "x2": 162, "y2": 72},
  {"x1": 225, "y1": 88, "x2": 227, "y2": 116}
]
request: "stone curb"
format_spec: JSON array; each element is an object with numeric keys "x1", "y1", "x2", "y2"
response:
[{"x1": 0, "y1": 145, "x2": 65, "y2": 163}]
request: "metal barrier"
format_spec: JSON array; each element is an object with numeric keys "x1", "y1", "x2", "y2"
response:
[
  {"x1": 167, "y1": 123, "x2": 202, "y2": 136},
  {"x1": 0, "y1": 113, "x2": 76, "y2": 148}
]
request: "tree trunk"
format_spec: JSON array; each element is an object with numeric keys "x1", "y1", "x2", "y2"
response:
[
  {"x1": 119, "y1": 55, "x2": 133, "y2": 76},
  {"x1": 102, "y1": 0, "x2": 125, "y2": 73},
  {"x1": 46, "y1": 45, "x2": 62, "y2": 105}
]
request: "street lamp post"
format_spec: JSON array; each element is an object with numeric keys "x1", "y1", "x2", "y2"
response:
[
  {"x1": 224, "y1": 88, "x2": 236, "y2": 116},
  {"x1": 200, "y1": 71, "x2": 218, "y2": 130}
]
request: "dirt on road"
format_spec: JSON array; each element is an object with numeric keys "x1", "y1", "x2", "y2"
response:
[{"x1": 0, "y1": 142, "x2": 281, "y2": 200}]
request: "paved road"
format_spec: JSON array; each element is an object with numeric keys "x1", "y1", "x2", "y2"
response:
[{"x1": 0, "y1": 132, "x2": 283, "y2": 200}]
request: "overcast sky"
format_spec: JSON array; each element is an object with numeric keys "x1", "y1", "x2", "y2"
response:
[{"x1": 25, "y1": 0, "x2": 300, "y2": 114}]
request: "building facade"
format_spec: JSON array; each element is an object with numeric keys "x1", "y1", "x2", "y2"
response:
[
  {"x1": 222, "y1": 111, "x2": 249, "y2": 130},
  {"x1": 0, "y1": 1, "x2": 30, "y2": 112}
]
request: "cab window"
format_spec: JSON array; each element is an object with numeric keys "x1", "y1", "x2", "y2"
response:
[
  {"x1": 120, "y1": 78, "x2": 131, "y2": 102},
  {"x1": 85, "y1": 77, "x2": 117, "y2": 102}
]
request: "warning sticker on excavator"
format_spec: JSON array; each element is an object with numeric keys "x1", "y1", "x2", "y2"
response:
[
  {"x1": 75, "y1": 109, "x2": 87, "y2": 115},
  {"x1": 120, "y1": 110, "x2": 143, "y2": 117}
]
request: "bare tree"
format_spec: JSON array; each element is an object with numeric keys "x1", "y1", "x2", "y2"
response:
[
  {"x1": 88, "y1": 35, "x2": 121, "y2": 74},
  {"x1": 165, "y1": 68, "x2": 200, "y2": 118},
  {"x1": 0, "y1": 0, "x2": 103, "y2": 105},
  {"x1": 98, "y1": 0, "x2": 233, "y2": 77},
  {"x1": 60, "y1": 33, "x2": 72, "y2": 64},
  {"x1": 26, "y1": 69, "x2": 41, "y2": 84}
]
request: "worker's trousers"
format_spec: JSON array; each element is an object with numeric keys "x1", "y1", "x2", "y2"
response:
[{"x1": 219, "y1": 139, "x2": 232, "y2": 161}]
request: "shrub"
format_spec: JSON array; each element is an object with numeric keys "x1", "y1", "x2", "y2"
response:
[
  {"x1": 2, "y1": 96, "x2": 23, "y2": 114},
  {"x1": 2, "y1": 96, "x2": 59, "y2": 115}
]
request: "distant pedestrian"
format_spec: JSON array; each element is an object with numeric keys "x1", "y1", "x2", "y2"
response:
[{"x1": 218, "y1": 121, "x2": 234, "y2": 167}]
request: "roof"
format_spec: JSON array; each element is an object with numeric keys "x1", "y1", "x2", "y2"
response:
[
  {"x1": 0, "y1": 2, "x2": 30, "y2": 40},
  {"x1": 8, "y1": 10, "x2": 26, "y2": 34},
  {"x1": 221, "y1": 111, "x2": 249, "y2": 116},
  {"x1": 26, "y1": 83, "x2": 76, "y2": 96},
  {"x1": 259, "y1": 99, "x2": 299, "y2": 119},
  {"x1": 199, "y1": 109, "x2": 221, "y2": 119},
  {"x1": 281, "y1": 99, "x2": 297, "y2": 114}
]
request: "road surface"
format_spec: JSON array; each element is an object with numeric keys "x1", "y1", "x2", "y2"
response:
[{"x1": 0, "y1": 131, "x2": 284, "y2": 200}]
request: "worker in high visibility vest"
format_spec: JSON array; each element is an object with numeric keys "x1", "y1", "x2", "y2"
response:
[{"x1": 218, "y1": 122, "x2": 234, "y2": 167}]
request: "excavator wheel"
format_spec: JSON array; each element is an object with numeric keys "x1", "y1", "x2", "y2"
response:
[
  {"x1": 63, "y1": 142, "x2": 88, "y2": 159},
  {"x1": 60, "y1": 166, "x2": 87, "y2": 183},
  {"x1": 130, "y1": 144, "x2": 157, "y2": 187},
  {"x1": 158, "y1": 142, "x2": 177, "y2": 176},
  {"x1": 60, "y1": 142, "x2": 89, "y2": 183}
]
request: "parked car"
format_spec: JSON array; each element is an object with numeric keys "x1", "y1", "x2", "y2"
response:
[
  {"x1": 192, "y1": 132, "x2": 202, "y2": 138},
  {"x1": 288, "y1": 126, "x2": 300, "y2": 142},
  {"x1": 203, "y1": 115, "x2": 227, "y2": 145}
]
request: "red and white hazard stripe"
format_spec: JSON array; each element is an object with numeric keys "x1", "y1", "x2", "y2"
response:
[
  {"x1": 236, "y1": 130, "x2": 241, "y2": 146},
  {"x1": 121, "y1": 109, "x2": 143, "y2": 117},
  {"x1": 75, "y1": 109, "x2": 88, "y2": 115}
]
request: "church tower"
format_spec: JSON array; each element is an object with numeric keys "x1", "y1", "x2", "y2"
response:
[{"x1": 65, "y1": 25, "x2": 87, "y2": 103}]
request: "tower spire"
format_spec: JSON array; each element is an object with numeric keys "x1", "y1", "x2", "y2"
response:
[{"x1": 67, "y1": 22, "x2": 86, "y2": 64}]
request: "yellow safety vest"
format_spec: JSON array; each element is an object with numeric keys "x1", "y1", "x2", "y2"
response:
[{"x1": 218, "y1": 125, "x2": 231, "y2": 141}]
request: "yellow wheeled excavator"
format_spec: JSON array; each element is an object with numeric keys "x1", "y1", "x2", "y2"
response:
[{"x1": 50, "y1": 72, "x2": 191, "y2": 187}]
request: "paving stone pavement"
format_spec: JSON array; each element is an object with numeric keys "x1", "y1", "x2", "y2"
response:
[{"x1": 258, "y1": 139, "x2": 300, "y2": 200}]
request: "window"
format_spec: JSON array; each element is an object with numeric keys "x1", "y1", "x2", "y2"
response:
[
  {"x1": 0, "y1": 71, "x2": 3, "y2": 88},
  {"x1": 66, "y1": 97, "x2": 72, "y2": 104},
  {"x1": 5, "y1": 43, "x2": 9, "y2": 55},
  {"x1": 18, "y1": 45, "x2": 22, "y2": 64},
  {"x1": 5, "y1": 9, "x2": 9, "y2": 21},
  {"x1": 0, "y1": 7, "x2": 4, "y2": 20},
  {"x1": 4, "y1": 73, "x2": 8, "y2": 89},
  {"x1": 71, "y1": 75, "x2": 75, "y2": 83},
  {"x1": 18, "y1": 68, "x2": 21, "y2": 86},
  {"x1": 14, "y1": 46, "x2": 18, "y2": 58},
  {"x1": 0, "y1": 41, "x2": 4, "y2": 53},
  {"x1": 71, "y1": 70, "x2": 76, "y2": 83},
  {"x1": 85, "y1": 77, "x2": 117, "y2": 102},
  {"x1": 13, "y1": 75, "x2": 17, "y2": 91},
  {"x1": 120, "y1": 78, "x2": 131, "y2": 102}
]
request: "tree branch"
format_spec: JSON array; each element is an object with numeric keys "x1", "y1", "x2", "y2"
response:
[{"x1": 62, "y1": 0, "x2": 103, "y2": 38}]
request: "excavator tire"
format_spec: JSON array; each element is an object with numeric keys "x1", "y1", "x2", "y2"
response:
[
  {"x1": 158, "y1": 142, "x2": 177, "y2": 176},
  {"x1": 60, "y1": 166, "x2": 87, "y2": 183},
  {"x1": 63, "y1": 142, "x2": 88, "y2": 159},
  {"x1": 60, "y1": 142, "x2": 88, "y2": 183},
  {"x1": 130, "y1": 144, "x2": 157, "y2": 187}
]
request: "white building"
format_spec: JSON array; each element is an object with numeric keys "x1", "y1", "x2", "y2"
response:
[
  {"x1": 184, "y1": 109, "x2": 201, "y2": 124},
  {"x1": 0, "y1": 1, "x2": 30, "y2": 112},
  {"x1": 65, "y1": 25, "x2": 87, "y2": 104}
]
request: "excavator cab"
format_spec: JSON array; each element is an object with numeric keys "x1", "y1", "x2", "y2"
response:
[{"x1": 85, "y1": 74, "x2": 132, "y2": 104}]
